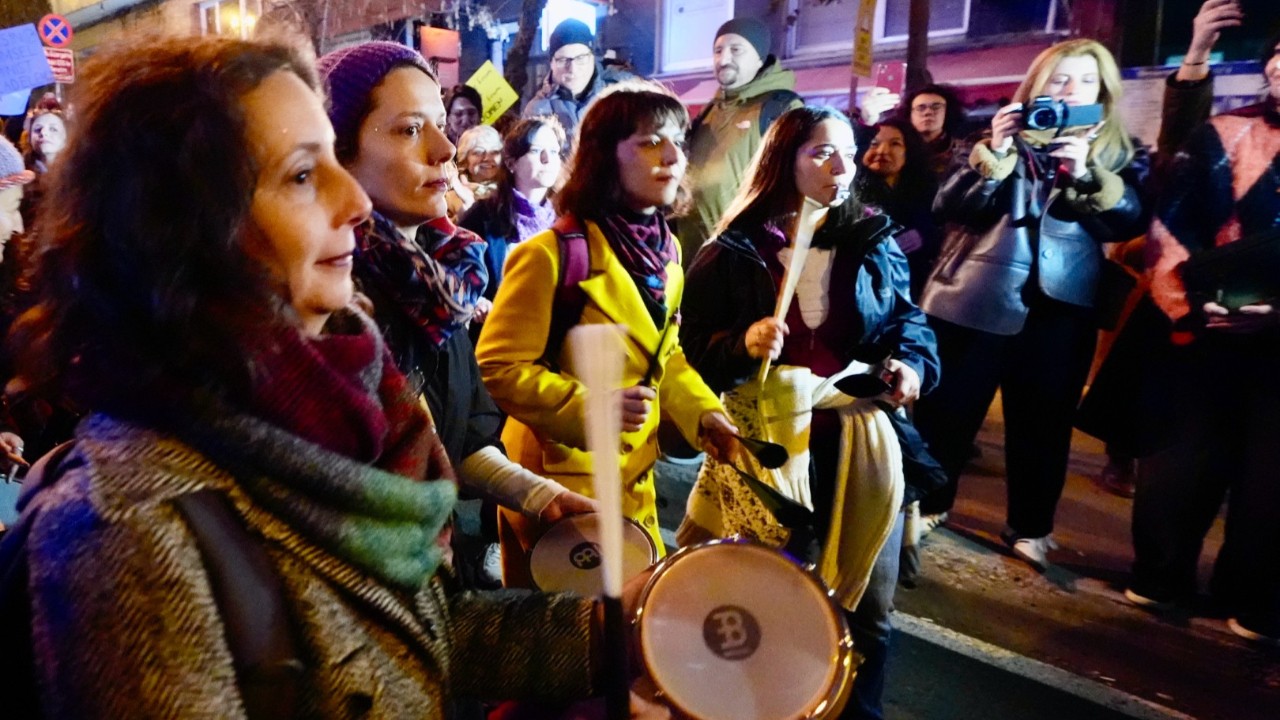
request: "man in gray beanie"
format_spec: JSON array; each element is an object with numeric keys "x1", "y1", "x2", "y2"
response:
[
  {"x1": 522, "y1": 18, "x2": 635, "y2": 142},
  {"x1": 681, "y1": 17, "x2": 801, "y2": 266}
]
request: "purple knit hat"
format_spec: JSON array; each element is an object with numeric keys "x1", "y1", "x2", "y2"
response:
[
  {"x1": 317, "y1": 41, "x2": 436, "y2": 158},
  {"x1": 0, "y1": 136, "x2": 34, "y2": 191}
]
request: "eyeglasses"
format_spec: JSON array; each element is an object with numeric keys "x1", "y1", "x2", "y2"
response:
[
  {"x1": 912, "y1": 102, "x2": 946, "y2": 113},
  {"x1": 468, "y1": 148, "x2": 501, "y2": 159},
  {"x1": 551, "y1": 52, "x2": 593, "y2": 69}
]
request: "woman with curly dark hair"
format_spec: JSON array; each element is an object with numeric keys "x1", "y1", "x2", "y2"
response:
[
  {"x1": 857, "y1": 116, "x2": 941, "y2": 298},
  {"x1": 2, "y1": 35, "x2": 612, "y2": 718}
]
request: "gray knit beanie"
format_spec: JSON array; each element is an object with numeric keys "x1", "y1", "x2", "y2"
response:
[
  {"x1": 715, "y1": 18, "x2": 771, "y2": 59},
  {"x1": 548, "y1": 19, "x2": 595, "y2": 57}
]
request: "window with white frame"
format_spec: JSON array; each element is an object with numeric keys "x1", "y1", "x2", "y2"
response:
[
  {"x1": 660, "y1": 0, "x2": 735, "y2": 73},
  {"x1": 792, "y1": 0, "x2": 972, "y2": 56},
  {"x1": 197, "y1": 0, "x2": 262, "y2": 37}
]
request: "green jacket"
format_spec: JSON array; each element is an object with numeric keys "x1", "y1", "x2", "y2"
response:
[{"x1": 683, "y1": 57, "x2": 802, "y2": 266}]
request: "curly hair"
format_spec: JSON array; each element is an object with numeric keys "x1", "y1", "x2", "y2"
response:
[
  {"x1": 856, "y1": 117, "x2": 935, "y2": 210},
  {"x1": 9, "y1": 35, "x2": 317, "y2": 422},
  {"x1": 900, "y1": 83, "x2": 966, "y2": 138},
  {"x1": 555, "y1": 79, "x2": 691, "y2": 221}
]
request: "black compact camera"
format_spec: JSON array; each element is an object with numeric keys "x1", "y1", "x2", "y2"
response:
[{"x1": 1021, "y1": 95, "x2": 1105, "y2": 130}]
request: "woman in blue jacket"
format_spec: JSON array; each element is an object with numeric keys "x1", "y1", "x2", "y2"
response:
[{"x1": 680, "y1": 105, "x2": 939, "y2": 720}]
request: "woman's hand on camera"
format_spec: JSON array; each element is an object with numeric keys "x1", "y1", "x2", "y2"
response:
[
  {"x1": 1203, "y1": 301, "x2": 1278, "y2": 333},
  {"x1": 1048, "y1": 132, "x2": 1094, "y2": 179},
  {"x1": 882, "y1": 359, "x2": 921, "y2": 406},
  {"x1": 990, "y1": 103, "x2": 1024, "y2": 154},
  {"x1": 616, "y1": 385, "x2": 657, "y2": 432},
  {"x1": 745, "y1": 317, "x2": 788, "y2": 360}
]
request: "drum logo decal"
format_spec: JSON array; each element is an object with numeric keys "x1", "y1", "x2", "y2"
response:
[
  {"x1": 569, "y1": 541, "x2": 602, "y2": 570},
  {"x1": 702, "y1": 605, "x2": 761, "y2": 660}
]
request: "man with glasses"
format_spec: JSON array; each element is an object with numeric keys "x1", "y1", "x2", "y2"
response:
[
  {"x1": 523, "y1": 19, "x2": 635, "y2": 142},
  {"x1": 682, "y1": 18, "x2": 801, "y2": 267}
]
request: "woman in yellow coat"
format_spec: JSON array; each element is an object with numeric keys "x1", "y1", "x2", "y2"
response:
[{"x1": 477, "y1": 81, "x2": 738, "y2": 585}]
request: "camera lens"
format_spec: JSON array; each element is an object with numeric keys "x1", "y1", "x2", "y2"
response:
[{"x1": 1029, "y1": 107, "x2": 1058, "y2": 130}]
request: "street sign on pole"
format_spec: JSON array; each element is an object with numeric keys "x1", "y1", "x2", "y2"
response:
[
  {"x1": 43, "y1": 47, "x2": 75, "y2": 84},
  {"x1": 852, "y1": 0, "x2": 877, "y2": 78},
  {"x1": 37, "y1": 14, "x2": 73, "y2": 49}
]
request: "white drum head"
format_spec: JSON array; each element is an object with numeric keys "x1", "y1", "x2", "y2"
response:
[
  {"x1": 529, "y1": 513, "x2": 656, "y2": 595},
  {"x1": 638, "y1": 542, "x2": 844, "y2": 720}
]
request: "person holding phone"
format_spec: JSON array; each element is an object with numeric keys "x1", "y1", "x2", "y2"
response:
[
  {"x1": 911, "y1": 39, "x2": 1149, "y2": 571},
  {"x1": 1128, "y1": 28, "x2": 1280, "y2": 644}
]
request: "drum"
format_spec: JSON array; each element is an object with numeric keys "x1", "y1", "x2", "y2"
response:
[
  {"x1": 635, "y1": 539, "x2": 854, "y2": 720},
  {"x1": 528, "y1": 512, "x2": 658, "y2": 595}
]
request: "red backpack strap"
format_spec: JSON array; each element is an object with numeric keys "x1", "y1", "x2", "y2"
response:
[{"x1": 540, "y1": 215, "x2": 590, "y2": 371}]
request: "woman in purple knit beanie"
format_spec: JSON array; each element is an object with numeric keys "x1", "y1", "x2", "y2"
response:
[{"x1": 316, "y1": 42, "x2": 598, "y2": 579}]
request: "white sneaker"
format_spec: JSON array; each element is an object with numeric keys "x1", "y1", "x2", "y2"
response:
[
  {"x1": 1227, "y1": 618, "x2": 1280, "y2": 646},
  {"x1": 1010, "y1": 535, "x2": 1056, "y2": 572},
  {"x1": 919, "y1": 511, "x2": 949, "y2": 537},
  {"x1": 480, "y1": 543, "x2": 503, "y2": 586}
]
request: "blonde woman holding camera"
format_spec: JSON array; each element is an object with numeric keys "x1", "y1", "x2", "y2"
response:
[{"x1": 912, "y1": 39, "x2": 1148, "y2": 571}]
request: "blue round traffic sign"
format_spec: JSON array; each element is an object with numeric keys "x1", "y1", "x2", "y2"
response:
[{"x1": 38, "y1": 14, "x2": 73, "y2": 49}]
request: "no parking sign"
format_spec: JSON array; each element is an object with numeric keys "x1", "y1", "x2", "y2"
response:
[{"x1": 37, "y1": 14, "x2": 73, "y2": 49}]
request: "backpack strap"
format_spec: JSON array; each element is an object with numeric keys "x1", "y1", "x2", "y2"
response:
[
  {"x1": 758, "y1": 89, "x2": 803, "y2": 136},
  {"x1": 174, "y1": 490, "x2": 303, "y2": 720},
  {"x1": 540, "y1": 215, "x2": 591, "y2": 372}
]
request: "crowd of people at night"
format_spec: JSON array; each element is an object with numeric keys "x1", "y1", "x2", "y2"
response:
[{"x1": 0, "y1": 0, "x2": 1276, "y2": 717}]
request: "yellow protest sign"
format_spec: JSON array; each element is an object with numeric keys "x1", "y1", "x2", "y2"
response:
[
  {"x1": 852, "y1": 0, "x2": 877, "y2": 78},
  {"x1": 465, "y1": 61, "x2": 519, "y2": 125}
]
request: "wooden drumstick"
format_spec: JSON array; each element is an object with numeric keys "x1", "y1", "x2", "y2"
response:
[
  {"x1": 569, "y1": 324, "x2": 630, "y2": 720},
  {"x1": 759, "y1": 196, "x2": 825, "y2": 384}
]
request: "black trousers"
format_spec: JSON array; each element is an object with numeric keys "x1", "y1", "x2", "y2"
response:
[
  {"x1": 914, "y1": 292, "x2": 1096, "y2": 538},
  {"x1": 1130, "y1": 336, "x2": 1280, "y2": 636}
]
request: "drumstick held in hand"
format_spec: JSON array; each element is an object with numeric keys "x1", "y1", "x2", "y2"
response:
[
  {"x1": 569, "y1": 324, "x2": 630, "y2": 720},
  {"x1": 759, "y1": 196, "x2": 825, "y2": 383}
]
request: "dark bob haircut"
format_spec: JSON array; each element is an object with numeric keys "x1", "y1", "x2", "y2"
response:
[
  {"x1": 555, "y1": 79, "x2": 691, "y2": 221},
  {"x1": 9, "y1": 35, "x2": 316, "y2": 422}
]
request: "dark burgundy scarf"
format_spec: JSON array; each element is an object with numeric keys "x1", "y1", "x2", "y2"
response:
[
  {"x1": 246, "y1": 309, "x2": 452, "y2": 481},
  {"x1": 597, "y1": 209, "x2": 677, "y2": 322}
]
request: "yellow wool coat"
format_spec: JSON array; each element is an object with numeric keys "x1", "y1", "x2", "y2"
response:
[{"x1": 476, "y1": 219, "x2": 724, "y2": 581}]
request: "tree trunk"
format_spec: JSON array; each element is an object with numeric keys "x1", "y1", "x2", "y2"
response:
[
  {"x1": 503, "y1": 0, "x2": 549, "y2": 108},
  {"x1": 0, "y1": 0, "x2": 54, "y2": 30}
]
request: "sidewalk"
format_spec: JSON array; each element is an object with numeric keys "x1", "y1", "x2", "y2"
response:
[{"x1": 890, "y1": 401, "x2": 1280, "y2": 720}]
